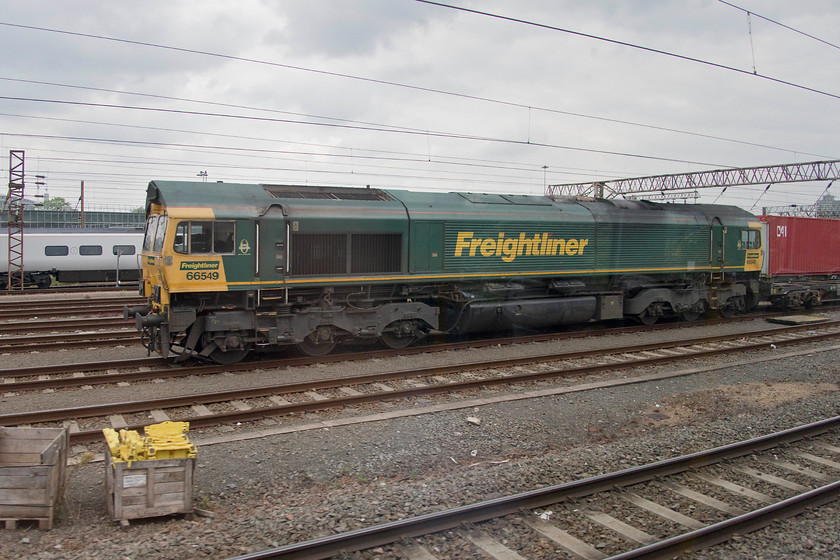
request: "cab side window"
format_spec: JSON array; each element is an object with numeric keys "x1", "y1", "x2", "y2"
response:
[
  {"x1": 740, "y1": 229, "x2": 760, "y2": 250},
  {"x1": 189, "y1": 222, "x2": 212, "y2": 254},
  {"x1": 213, "y1": 222, "x2": 236, "y2": 254},
  {"x1": 174, "y1": 222, "x2": 188, "y2": 254},
  {"x1": 173, "y1": 221, "x2": 235, "y2": 254}
]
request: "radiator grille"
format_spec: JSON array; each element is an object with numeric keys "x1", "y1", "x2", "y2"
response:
[
  {"x1": 291, "y1": 233, "x2": 346, "y2": 275},
  {"x1": 262, "y1": 184, "x2": 391, "y2": 201},
  {"x1": 291, "y1": 233, "x2": 402, "y2": 276},
  {"x1": 351, "y1": 234, "x2": 401, "y2": 273}
]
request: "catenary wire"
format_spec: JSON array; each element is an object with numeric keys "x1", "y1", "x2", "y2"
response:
[
  {"x1": 0, "y1": 113, "x2": 734, "y2": 168},
  {"x1": 717, "y1": 0, "x2": 840, "y2": 51},
  {"x1": 0, "y1": 15, "x2": 833, "y2": 206},
  {"x1": 413, "y1": 0, "x2": 840, "y2": 101},
  {"x1": 0, "y1": 76, "x2": 823, "y2": 159}
]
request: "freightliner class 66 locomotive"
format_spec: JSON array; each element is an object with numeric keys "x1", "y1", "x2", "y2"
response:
[{"x1": 129, "y1": 181, "x2": 764, "y2": 363}]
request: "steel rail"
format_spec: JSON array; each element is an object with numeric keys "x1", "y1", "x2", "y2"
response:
[
  {"x1": 608, "y1": 481, "x2": 840, "y2": 559},
  {"x1": 228, "y1": 416, "x2": 840, "y2": 560},
  {"x1": 0, "y1": 314, "x2": 739, "y2": 380},
  {"x1": 0, "y1": 357, "x2": 164, "y2": 378},
  {"x1": 0, "y1": 330, "x2": 137, "y2": 353},
  {"x1": 3, "y1": 324, "x2": 837, "y2": 443},
  {"x1": 0, "y1": 284, "x2": 138, "y2": 296},
  {"x1": 0, "y1": 316, "x2": 130, "y2": 334},
  {"x1": 0, "y1": 296, "x2": 143, "y2": 311},
  {"x1": 0, "y1": 305, "x2": 133, "y2": 320}
]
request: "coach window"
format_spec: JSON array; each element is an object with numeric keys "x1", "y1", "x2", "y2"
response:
[
  {"x1": 80, "y1": 245, "x2": 103, "y2": 256},
  {"x1": 113, "y1": 245, "x2": 136, "y2": 256},
  {"x1": 153, "y1": 216, "x2": 168, "y2": 252},
  {"x1": 45, "y1": 246, "x2": 69, "y2": 256}
]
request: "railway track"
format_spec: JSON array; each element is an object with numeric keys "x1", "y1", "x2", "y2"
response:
[
  {"x1": 0, "y1": 298, "x2": 831, "y2": 352},
  {"x1": 0, "y1": 330, "x2": 138, "y2": 353},
  {"x1": 0, "y1": 283, "x2": 139, "y2": 296},
  {"x1": 228, "y1": 416, "x2": 840, "y2": 560},
  {"x1": 3, "y1": 320, "x2": 838, "y2": 445},
  {"x1": 0, "y1": 309, "x2": 775, "y2": 367},
  {"x1": 0, "y1": 316, "x2": 131, "y2": 336},
  {"x1": 3, "y1": 318, "x2": 836, "y2": 392},
  {"x1": 0, "y1": 295, "x2": 144, "y2": 319},
  {"x1": 0, "y1": 301, "x2": 828, "y2": 353}
]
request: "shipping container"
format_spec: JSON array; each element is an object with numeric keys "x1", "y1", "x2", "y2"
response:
[{"x1": 759, "y1": 215, "x2": 840, "y2": 277}]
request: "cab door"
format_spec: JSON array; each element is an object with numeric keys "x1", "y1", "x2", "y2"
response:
[
  {"x1": 711, "y1": 217, "x2": 725, "y2": 273},
  {"x1": 257, "y1": 206, "x2": 287, "y2": 286}
]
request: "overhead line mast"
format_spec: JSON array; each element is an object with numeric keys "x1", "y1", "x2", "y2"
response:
[
  {"x1": 6, "y1": 150, "x2": 25, "y2": 290},
  {"x1": 546, "y1": 160, "x2": 840, "y2": 199}
]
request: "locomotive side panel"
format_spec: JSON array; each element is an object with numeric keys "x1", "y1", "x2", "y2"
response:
[
  {"x1": 283, "y1": 197, "x2": 409, "y2": 282},
  {"x1": 395, "y1": 190, "x2": 596, "y2": 278}
]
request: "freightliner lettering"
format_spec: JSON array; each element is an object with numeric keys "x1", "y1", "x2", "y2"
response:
[{"x1": 454, "y1": 232, "x2": 589, "y2": 262}]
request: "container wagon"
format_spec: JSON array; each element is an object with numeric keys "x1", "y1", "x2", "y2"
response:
[{"x1": 758, "y1": 215, "x2": 840, "y2": 307}]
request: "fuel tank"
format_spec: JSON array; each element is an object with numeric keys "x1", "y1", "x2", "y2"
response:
[{"x1": 450, "y1": 296, "x2": 596, "y2": 334}]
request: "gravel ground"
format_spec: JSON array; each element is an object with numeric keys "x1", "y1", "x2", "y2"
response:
[{"x1": 0, "y1": 305, "x2": 839, "y2": 559}]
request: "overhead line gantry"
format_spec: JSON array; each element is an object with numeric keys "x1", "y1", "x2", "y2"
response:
[{"x1": 545, "y1": 160, "x2": 840, "y2": 201}]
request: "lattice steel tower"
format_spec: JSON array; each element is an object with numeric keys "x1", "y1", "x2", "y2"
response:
[{"x1": 6, "y1": 150, "x2": 25, "y2": 290}]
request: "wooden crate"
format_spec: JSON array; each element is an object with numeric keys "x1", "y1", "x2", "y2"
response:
[
  {"x1": 0, "y1": 426, "x2": 69, "y2": 530},
  {"x1": 105, "y1": 446, "x2": 195, "y2": 523}
]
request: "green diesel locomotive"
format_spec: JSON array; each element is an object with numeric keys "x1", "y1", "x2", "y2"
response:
[{"x1": 130, "y1": 181, "x2": 763, "y2": 363}]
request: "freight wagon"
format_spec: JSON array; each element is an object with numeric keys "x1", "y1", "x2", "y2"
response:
[
  {"x1": 129, "y1": 181, "x2": 763, "y2": 363},
  {"x1": 758, "y1": 215, "x2": 840, "y2": 307}
]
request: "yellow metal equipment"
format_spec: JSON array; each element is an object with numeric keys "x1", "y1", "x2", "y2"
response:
[
  {"x1": 144, "y1": 421, "x2": 197, "y2": 460},
  {"x1": 103, "y1": 421, "x2": 196, "y2": 466}
]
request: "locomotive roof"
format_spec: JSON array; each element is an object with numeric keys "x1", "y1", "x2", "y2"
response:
[{"x1": 146, "y1": 180, "x2": 757, "y2": 224}]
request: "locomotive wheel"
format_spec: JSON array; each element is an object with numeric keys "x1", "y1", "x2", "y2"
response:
[
  {"x1": 380, "y1": 320, "x2": 420, "y2": 350},
  {"x1": 718, "y1": 295, "x2": 744, "y2": 319},
  {"x1": 718, "y1": 306, "x2": 736, "y2": 319},
  {"x1": 680, "y1": 300, "x2": 706, "y2": 322},
  {"x1": 207, "y1": 346, "x2": 250, "y2": 365},
  {"x1": 381, "y1": 330, "x2": 415, "y2": 349},
  {"x1": 297, "y1": 334, "x2": 336, "y2": 357},
  {"x1": 679, "y1": 310, "x2": 700, "y2": 322},
  {"x1": 638, "y1": 310, "x2": 659, "y2": 326}
]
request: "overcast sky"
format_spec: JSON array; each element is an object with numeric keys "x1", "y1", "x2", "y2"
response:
[{"x1": 1, "y1": 0, "x2": 839, "y2": 212}]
